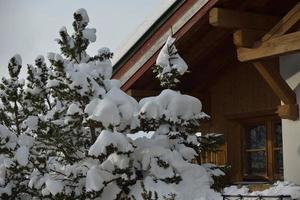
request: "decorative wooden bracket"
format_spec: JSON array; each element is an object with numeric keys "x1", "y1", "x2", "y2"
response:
[
  {"x1": 253, "y1": 62, "x2": 299, "y2": 120},
  {"x1": 236, "y1": 2, "x2": 300, "y2": 61},
  {"x1": 209, "y1": 4, "x2": 300, "y2": 120},
  {"x1": 253, "y1": 62, "x2": 296, "y2": 105},
  {"x1": 277, "y1": 104, "x2": 299, "y2": 121},
  {"x1": 240, "y1": 3, "x2": 300, "y2": 120},
  {"x1": 233, "y1": 29, "x2": 265, "y2": 48},
  {"x1": 237, "y1": 31, "x2": 300, "y2": 61}
]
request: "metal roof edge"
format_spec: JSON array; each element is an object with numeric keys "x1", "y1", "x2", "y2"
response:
[{"x1": 112, "y1": 0, "x2": 185, "y2": 73}]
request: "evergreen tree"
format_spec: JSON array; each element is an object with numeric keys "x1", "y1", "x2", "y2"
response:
[
  {"x1": 153, "y1": 36, "x2": 188, "y2": 89},
  {"x1": 1, "y1": 9, "x2": 224, "y2": 200},
  {"x1": 33, "y1": 8, "x2": 138, "y2": 199},
  {"x1": 0, "y1": 55, "x2": 26, "y2": 135},
  {"x1": 0, "y1": 55, "x2": 37, "y2": 199},
  {"x1": 24, "y1": 55, "x2": 50, "y2": 115}
]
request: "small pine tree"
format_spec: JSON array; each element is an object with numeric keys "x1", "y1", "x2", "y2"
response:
[
  {"x1": 0, "y1": 55, "x2": 26, "y2": 135},
  {"x1": 24, "y1": 55, "x2": 50, "y2": 115},
  {"x1": 153, "y1": 36, "x2": 188, "y2": 89},
  {"x1": 0, "y1": 55, "x2": 37, "y2": 199}
]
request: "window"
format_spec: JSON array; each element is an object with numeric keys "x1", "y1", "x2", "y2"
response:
[
  {"x1": 273, "y1": 122, "x2": 283, "y2": 179},
  {"x1": 245, "y1": 124, "x2": 267, "y2": 176},
  {"x1": 242, "y1": 117, "x2": 283, "y2": 181}
]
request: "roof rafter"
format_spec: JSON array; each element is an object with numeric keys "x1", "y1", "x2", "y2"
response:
[{"x1": 209, "y1": 8, "x2": 279, "y2": 30}]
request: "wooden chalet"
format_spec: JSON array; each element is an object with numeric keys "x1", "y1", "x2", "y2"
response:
[{"x1": 112, "y1": 0, "x2": 300, "y2": 184}]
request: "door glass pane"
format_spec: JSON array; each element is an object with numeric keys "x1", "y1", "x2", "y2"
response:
[
  {"x1": 247, "y1": 151, "x2": 266, "y2": 175},
  {"x1": 247, "y1": 125, "x2": 266, "y2": 149},
  {"x1": 274, "y1": 122, "x2": 282, "y2": 147},
  {"x1": 274, "y1": 149, "x2": 283, "y2": 174}
]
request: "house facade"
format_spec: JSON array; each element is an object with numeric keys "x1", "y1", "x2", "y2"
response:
[{"x1": 112, "y1": 0, "x2": 300, "y2": 184}]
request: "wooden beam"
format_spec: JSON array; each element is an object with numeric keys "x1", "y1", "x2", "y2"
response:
[
  {"x1": 237, "y1": 31, "x2": 300, "y2": 62},
  {"x1": 253, "y1": 61, "x2": 296, "y2": 105},
  {"x1": 126, "y1": 89, "x2": 160, "y2": 98},
  {"x1": 261, "y1": 2, "x2": 300, "y2": 42},
  {"x1": 226, "y1": 109, "x2": 278, "y2": 120},
  {"x1": 277, "y1": 104, "x2": 299, "y2": 120},
  {"x1": 233, "y1": 29, "x2": 266, "y2": 47},
  {"x1": 209, "y1": 8, "x2": 279, "y2": 31}
]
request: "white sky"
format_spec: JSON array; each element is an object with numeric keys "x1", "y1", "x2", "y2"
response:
[{"x1": 0, "y1": 0, "x2": 165, "y2": 78}]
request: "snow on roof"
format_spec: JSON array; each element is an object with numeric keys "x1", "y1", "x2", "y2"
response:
[{"x1": 112, "y1": 0, "x2": 177, "y2": 65}]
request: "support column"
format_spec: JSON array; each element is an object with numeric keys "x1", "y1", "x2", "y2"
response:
[{"x1": 280, "y1": 53, "x2": 300, "y2": 184}]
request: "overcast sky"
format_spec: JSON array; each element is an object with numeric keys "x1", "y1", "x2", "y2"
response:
[{"x1": 0, "y1": 0, "x2": 165, "y2": 78}]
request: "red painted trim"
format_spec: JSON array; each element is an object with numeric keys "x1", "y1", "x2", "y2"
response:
[
  {"x1": 113, "y1": 0, "x2": 198, "y2": 79},
  {"x1": 115, "y1": 0, "x2": 219, "y2": 91}
]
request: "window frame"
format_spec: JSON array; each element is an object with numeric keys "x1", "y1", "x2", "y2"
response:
[{"x1": 241, "y1": 116, "x2": 283, "y2": 181}]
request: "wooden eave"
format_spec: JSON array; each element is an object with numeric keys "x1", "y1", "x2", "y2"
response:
[
  {"x1": 209, "y1": 2, "x2": 300, "y2": 120},
  {"x1": 112, "y1": 0, "x2": 299, "y2": 120}
]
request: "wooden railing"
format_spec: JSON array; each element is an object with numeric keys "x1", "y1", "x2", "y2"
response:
[{"x1": 197, "y1": 149, "x2": 227, "y2": 165}]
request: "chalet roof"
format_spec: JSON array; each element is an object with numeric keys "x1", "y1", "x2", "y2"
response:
[
  {"x1": 112, "y1": 0, "x2": 179, "y2": 67},
  {"x1": 112, "y1": 0, "x2": 299, "y2": 98},
  {"x1": 112, "y1": 0, "x2": 182, "y2": 70}
]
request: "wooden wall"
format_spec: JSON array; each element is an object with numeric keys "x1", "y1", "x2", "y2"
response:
[{"x1": 199, "y1": 61, "x2": 280, "y2": 182}]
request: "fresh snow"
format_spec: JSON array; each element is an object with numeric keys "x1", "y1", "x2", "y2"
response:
[
  {"x1": 35, "y1": 55, "x2": 45, "y2": 63},
  {"x1": 82, "y1": 28, "x2": 96, "y2": 42},
  {"x1": 67, "y1": 103, "x2": 82, "y2": 115},
  {"x1": 156, "y1": 36, "x2": 188, "y2": 76},
  {"x1": 224, "y1": 181, "x2": 300, "y2": 199},
  {"x1": 88, "y1": 130, "x2": 134, "y2": 156},
  {"x1": 23, "y1": 116, "x2": 39, "y2": 131},
  {"x1": 0, "y1": 125, "x2": 17, "y2": 149},
  {"x1": 74, "y1": 8, "x2": 89, "y2": 26},
  {"x1": 86, "y1": 166, "x2": 105, "y2": 192},
  {"x1": 12, "y1": 54, "x2": 22, "y2": 66},
  {"x1": 85, "y1": 98, "x2": 121, "y2": 128},
  {"x1": 18, "y1": 134, "x2": 34, "y2": 147},
  {"x1": 0, "y1": 165, "x2": 6, "y2": 186},
  {"x1": 15, "y1": 146, "x2": 29, "y2": 166},
  {"x1": 139, "y1": 89, "x2": 206, "y2": 122},
  {"x1": 101, "y1": 153, "x2": 130, "y2": 171},
  {"x1": 45, "y1": 179, "x2": 64, "y2": 196}
]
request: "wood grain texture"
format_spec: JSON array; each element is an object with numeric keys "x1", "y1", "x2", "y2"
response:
[
  {"x1": 237, "y1": 31, "x2": 300, "y2": 61},
  {"x1": 209, "y1": 8, "x2": 279, "y2": 30}
]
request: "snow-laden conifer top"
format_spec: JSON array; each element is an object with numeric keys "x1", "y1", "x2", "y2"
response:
[
  {"x1": 13, "y1": 54, "x2": 22, "y2": 66},
  {"x1": 154, "y1": 36, "x2": 188, "y2": 88},
  {"x1": 156, "y1": 36, "x2": 188, "y2": 75},
  {"x1": 74, "y1": 8, "x2": 89, "y2": 25}
]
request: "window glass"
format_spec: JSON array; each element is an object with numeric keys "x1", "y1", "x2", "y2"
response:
[
  {"x1": 274, "y1": 122, "x2": 282, "y2": 147},
  {"x1": 245, "y1": 124, "x2": 267, "y2": 176},
  {"x1": 247, "y1": 125, "x2": 266, "y2": 149},
  {"x1": 274, "y1": 149, "x2": 283, "y2": 174},
  {"x1": 274, "y1": 122, "x2": 283, "y2": 176},
  {"x1": 247, "y1": 151, "x2": 266, "y2": 175},
  {"x1": 244, "y1": 121, "x2": 283, "y2": 180}
]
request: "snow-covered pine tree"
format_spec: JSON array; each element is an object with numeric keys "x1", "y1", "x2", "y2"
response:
[
  {"x1": 24, "y1": 55, "x2": 50, "y2": 115},
  {"x1": 127, "y1": 36, "x2": 224, "y2": 199},
  {"x1": 153, "y1": 36, "x2": 188, "y2": 89},
  {"x1": 1, "y1": 9, "x2": 224, "y2": 200},
  {"x1": 30, "y1": 8, "x2": 139, "y2": 199},
  {"x1": 0, "y1": 55, "x2": 25, "y2": 135},
  {"x1": 0, "y1": 55, "x2": 37, "y2": 199}
]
